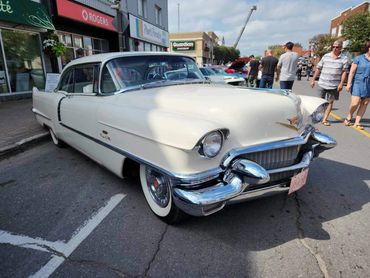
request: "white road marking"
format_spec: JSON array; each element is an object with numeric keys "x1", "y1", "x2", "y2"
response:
[
  {"x1": 0, "y1": 230, "x2": 67, "y2": 253},
  {"x1": 0, "y1": 193, "x2": 125, "y2": 278}
]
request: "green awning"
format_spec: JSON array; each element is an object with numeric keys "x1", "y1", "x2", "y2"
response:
[{"x1": 0, "y1": 0, "x2": 55, "y2": 30}]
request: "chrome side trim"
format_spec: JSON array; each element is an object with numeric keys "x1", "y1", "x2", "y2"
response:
[
  {"x1": 221, "y1": 135, "x2": 309, "y2": 168},
  {"x1": 59, "y1": 122, "x2": 223, "y2": 181},
  {"x1": 32, "y1": 108, "x2": 51, "y2": 121}
]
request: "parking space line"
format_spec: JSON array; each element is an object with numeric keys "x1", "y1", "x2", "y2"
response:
[
  {"x1": 0, "y1": 230, "x2": 66, "y2": 254},
  {"x1": 29, "y1": 193, "x2": 125, "y2": 278},
  {"x1": 330, "y1": 112, "x2": 370, "y2": 138},
  {"x1": 0, "y1": 193, "x2": 126, "y2": 278}
]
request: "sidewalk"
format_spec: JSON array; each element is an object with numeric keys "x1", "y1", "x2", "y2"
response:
[{"x1": 0, "y1": 99, "x2": 49, "y2": 158}]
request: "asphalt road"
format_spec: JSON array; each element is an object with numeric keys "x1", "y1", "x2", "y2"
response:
[{"x1": 0, "y1": 81, "x2": 369, "y2": 278}]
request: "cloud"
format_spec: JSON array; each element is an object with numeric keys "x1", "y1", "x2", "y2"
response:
[{"x1": 167, "y1": 0, "x2": 361, "y2": 56}]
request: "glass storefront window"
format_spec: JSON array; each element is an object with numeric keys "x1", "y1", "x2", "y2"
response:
[
  {"x1": 2, "y1": 29, "x2": 45, "y2": 92},
  {"x1": 73, "y1": 36, "x2": 83, "y2": 48},
  {"x1": 0, "y1": 33, "x2": 9, "y2": 93},
  {"x1": 83, "y1": 37, "x2": 93, "y2": 56}
]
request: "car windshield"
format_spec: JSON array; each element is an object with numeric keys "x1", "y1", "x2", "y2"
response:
[
  {"x1": 199, "y1": 67, "x2": 216, "y2": 76},
  {"x1": 101, "y1": 55, "x2": 204, "y2": 93}
]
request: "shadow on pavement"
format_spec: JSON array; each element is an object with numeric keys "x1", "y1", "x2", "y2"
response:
[{"x1": 179, "y1": 157, "x2": 370, "y2": 251}]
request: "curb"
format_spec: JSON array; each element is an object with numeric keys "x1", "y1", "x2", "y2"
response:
[{"x1": 0, "y1": 132, "x2": 50, "y2": 160}]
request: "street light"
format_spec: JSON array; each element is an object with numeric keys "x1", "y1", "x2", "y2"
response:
[
  {"x1": 233, "y1": 5, "x2": 257, "y2": 49},
  {"x1": 111, "y1": 0, "x2": 124, "y2": 52}
]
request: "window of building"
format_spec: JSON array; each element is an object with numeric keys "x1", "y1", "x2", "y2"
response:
[
  {"x1": 138, "y1": 0, "x2": 147, "y2": 18},
  {"x1": 155, "y1": 5, "x2": 162, "y2": 26},
  {"x1": 1, "y1": 28, "x2": 45, "y2": 92},
  {"x1": 338, "y1": 25, "x2": 343, "y2": 37},
  {"x1": 331, "y1": 27, "x2": 337, "y2": 37},
  {"x1": 58, "y1": 32, "x2": 109, "y2": 68}
]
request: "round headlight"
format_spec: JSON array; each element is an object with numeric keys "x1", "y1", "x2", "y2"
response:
[
  {"x1": 200, "y1": 131, "x2": 223, "y2": 158},
  {"x1": 312, "y1": 104, "x2": 326, "y2": 123}
]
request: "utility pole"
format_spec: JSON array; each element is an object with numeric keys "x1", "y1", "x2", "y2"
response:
[
  {"x1": 233, "y1": 5, "x2": 257, "y2": 49},
  {"x1": 112, "y1": 0, "x2": 124, "y2": 52},
  {"x1": 177, "y1": 3, "x2": 180, "y2": 32}
]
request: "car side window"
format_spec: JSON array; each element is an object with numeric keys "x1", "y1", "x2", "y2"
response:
[
  {"x1": 74, "y1": 66, "x2": 95, "y2": 94},
  {"x1": 101, "y1": 66, "x2": 117, "y2": 94},
  {"x1": 59, "y1": 69, "x2": 74, "y2": 93}
]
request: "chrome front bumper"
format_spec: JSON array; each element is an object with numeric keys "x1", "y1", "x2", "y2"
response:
[{"x1": 172, "y1": 131, "x2": 336, "y2": 217}]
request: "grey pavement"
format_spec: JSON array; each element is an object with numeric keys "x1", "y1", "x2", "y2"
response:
[{"x1": 0, "y1": 98, "x2": 49, "y2": 158}]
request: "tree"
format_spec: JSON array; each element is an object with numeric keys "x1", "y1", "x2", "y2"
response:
[
  {"x1": 268, "y1": 45, "x2": 285, "y2": 58},
  {"x1": 214, "y1": 46, "x2": 240, "y2": 64},
  {"x1": 342, "y1": 12, "x2": 370, "y2": 53},
  {"x1": 309, "y1": 34, "x2": 337, "y2": 59}
]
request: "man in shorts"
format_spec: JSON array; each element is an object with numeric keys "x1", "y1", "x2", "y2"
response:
[{"x1": 310, "y1": 40, "x2": 349, "y2": 126}]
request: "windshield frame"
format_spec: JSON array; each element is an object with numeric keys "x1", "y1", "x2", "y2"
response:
[{"x1": 98, "y1": 55, "x2": 205, "y2": 95}]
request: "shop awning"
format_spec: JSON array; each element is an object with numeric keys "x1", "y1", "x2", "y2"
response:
[{"x1": 0, "y1": 0, "x2": 55, "y2": 30}]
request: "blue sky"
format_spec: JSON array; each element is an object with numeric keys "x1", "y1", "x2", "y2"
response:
[{"x1": 168, "y1": 0, "x2": 366, "y2": 56}]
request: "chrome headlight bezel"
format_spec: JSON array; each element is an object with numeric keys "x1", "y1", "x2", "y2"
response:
[
  {"x1": 311, "y1": 103, "x2": 327, "y2": 124},
  {"x1": 198, "y1": 130, "x2": 225, "y2": 158}
]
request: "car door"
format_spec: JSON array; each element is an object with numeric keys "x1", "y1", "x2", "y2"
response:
[{"x1": 58, "y1": 63, "x2": 104, "y2": 161}]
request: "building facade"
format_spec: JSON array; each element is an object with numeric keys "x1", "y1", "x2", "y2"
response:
[
  {"x1": 169, "y1": 32, "x2": 219, "y2": 66},
  {"x1": 0, "y1": 0, "x2": 169, "y2": 97},
  {"x1": 330, "y1": 1, "x2": 370, "y2": 37},
  {"x1": 0, "y1": 0, "x2": 54, "y2": 95}
]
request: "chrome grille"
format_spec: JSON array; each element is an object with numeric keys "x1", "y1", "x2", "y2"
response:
[
  {"x1": 240, "y1": 145, "x2": 300, "y2": 170},
  {"x1": 240, "y1": 145, "x2": 300, "y2": 183}
]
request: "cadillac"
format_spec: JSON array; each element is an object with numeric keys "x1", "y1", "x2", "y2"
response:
[{"x1": 32, "y1": 52, "x2": 336, "y2": 223}]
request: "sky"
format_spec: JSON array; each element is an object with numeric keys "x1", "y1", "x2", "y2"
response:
[{"x1": 167, "y1": 0, "x2": 365, "y2": 56}]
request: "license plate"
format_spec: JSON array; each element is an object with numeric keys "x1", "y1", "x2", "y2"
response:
[{"x1": 288, "y1": 168, "x2": 309, "y2": 194}]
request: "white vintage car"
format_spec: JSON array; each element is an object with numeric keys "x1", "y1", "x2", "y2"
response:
[{"x1": 33, "y1": 52, "x2": 336, "y2": 223}]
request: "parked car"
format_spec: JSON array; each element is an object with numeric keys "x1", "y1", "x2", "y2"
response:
[
  {"x1": 33, "y1": 52, "x2": 336, "y2": 223},
  {"x1": 209, "y1": 67, "x2": 246, "y2": 86},
  {"x1": 200, "y1": 67, "x2": 246, "y2": 86}
]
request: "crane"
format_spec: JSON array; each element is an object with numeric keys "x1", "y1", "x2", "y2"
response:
[{"x1": 233, "y1": 5, "x2": 257, "y2": 49}]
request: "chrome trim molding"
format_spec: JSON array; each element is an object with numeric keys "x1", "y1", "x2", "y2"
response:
[
  {"x1": 221, "y1": 136, "x2": 309, "y2": 168},
  {"x1": 267, "y1": 151, "x2": 312, "y2": 174},
  {"x1": 230, "y1": 159, "x2": 270, "y2": 184},
  {"x1": 32, "y1": 108, "x2": 51, "y2": 121},
  {"x1": 311, "y1": 131, "x2": 337, "y2": 149}
]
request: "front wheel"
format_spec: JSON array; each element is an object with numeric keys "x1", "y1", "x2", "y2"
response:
[{"x1": 140, "y1": 165, "x2": 185, "y2": 224}]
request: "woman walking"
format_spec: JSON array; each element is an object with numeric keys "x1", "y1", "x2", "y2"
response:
[{"x1": 344, "y1": 41, "x2": 370, "y2": 130}]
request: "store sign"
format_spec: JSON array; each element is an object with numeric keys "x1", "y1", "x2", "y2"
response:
[
  {"x1": 0, "y1": 0, "x2": 55, "y2": 30},
  {"x1": 129, "y1": 14, "x2": 169, "y2": 47},
  {"x1": 172, "y1": 41, "x2": 195, "y2": 51},
  {"x1": 56, "y1": 0, "x2": 116, "y2": 31}
]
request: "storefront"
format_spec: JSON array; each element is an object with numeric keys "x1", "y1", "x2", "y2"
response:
[
  {"x1": 51, "y1": 0, "x2": 118, "y2": 71},
  {"x1": 128, "y1": 14, "x2": 168, "y2": 52},
  {"x1": 0, "y1": 0, "x2": 54, "y2": 94}
]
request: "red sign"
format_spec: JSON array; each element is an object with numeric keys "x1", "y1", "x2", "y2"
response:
[{"x1": 56, "y1": 0, "x2": 116, "y2": 31}]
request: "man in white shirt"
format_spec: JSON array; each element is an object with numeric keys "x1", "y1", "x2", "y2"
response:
[
  {"x1": 276, "y1": 41, "x2": 299, "y2": 90},
  {"x1": 310, "y1": 40, "x2": 349, "y2": 126}
]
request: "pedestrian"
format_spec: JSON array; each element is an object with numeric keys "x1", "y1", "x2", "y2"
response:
[
  {"x1": 276, "y1": 41, "x2": 299, "y2": 90},
  {"x1": 306, "y1": 61, "x2": 313, "y2": 80},
  {"x1": 247, "y1": 55, "x2": 259, "y2": 87},
  {"x1": 310, "y1": 40, "x2": 349, "y2": 126},
  {"x1": 259, "y1": 49, "x2": 278, "y2": 88},
  {"x1": 297, "y1": 61, "x2": 303, "y2": 81},
  {"x1": 343, "y1": 40, "x2": 370, "y2": 130},
  {"x1": 76, "y1": 48, "x2": 85, "y2": 59}
]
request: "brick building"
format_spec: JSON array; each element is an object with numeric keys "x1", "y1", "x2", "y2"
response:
[
  {"x1": 330, "y1": 1, "x2": 370, "y2": 37},
  {"x1": 169, "y1": 32, "x2": 219, "y2": 66}
]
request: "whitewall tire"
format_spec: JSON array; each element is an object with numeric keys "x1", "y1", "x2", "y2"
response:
[{"x1": 140, "y1": 164, "x2": 184, "y2": 223}]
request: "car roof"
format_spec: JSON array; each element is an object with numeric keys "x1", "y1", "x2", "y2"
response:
[{"x1": 65, "y1": 51, "x2": 193, "y2": 68}]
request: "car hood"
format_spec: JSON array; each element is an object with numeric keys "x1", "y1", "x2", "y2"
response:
[{"x1": 98, "y1": 84, "x2": 305, "y2": 150}]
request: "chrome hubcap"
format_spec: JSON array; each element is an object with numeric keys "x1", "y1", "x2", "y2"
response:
[{"x1": 146, "y1": 168, "x2": 170, "y2": 208}]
